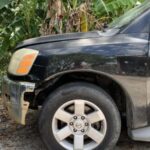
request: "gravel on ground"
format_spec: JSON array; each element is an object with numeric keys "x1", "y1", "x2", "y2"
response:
[{"x1": 0, "y1": 99, "x2": 150, "y2": 150}]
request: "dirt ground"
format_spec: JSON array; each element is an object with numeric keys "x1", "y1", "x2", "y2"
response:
[{"x1": 1, "y1": 99, "x2": 150, "y2": 150}]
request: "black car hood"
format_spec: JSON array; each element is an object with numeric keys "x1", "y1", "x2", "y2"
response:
[{"x1": 16, "y1": 31, "x2": 102, "y2": 49}]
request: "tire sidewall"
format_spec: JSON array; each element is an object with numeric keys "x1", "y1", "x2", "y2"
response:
[{"x1": 39, "y1": 82, "x2": 121, "y2": 150}]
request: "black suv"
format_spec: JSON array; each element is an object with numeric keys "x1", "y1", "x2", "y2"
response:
[{"x1": 2, "y1": 1, "x2": 150, "y2": 149}]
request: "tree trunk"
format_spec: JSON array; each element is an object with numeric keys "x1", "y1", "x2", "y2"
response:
[{"x1": 40, "y1": 0, "x2": 63, "y2": 35}]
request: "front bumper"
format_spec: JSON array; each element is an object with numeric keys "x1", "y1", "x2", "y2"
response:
[{"x1": 2, "y1": 76, "x2": 35, "y2": 125}]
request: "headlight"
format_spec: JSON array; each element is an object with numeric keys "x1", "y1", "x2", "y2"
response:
[{"x1": 8, "y1": 49, "x2": 39, "y2": 76}]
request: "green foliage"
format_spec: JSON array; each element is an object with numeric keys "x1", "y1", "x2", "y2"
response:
[
  {"x1": 0, "y1": 0, "x2": 144, "y2": 54},
  {"x1": 92, "y1": 0, "x2": 144, "y2": 20},
  {"x1": 0, "y1": 0, "x2": 47, "y2": 53},
  {"x1": 0, "y1": 0, "x2": 145, "y2": 85},
  {"x1": 0, "y1": 0, "x2": 146, "y2": 91},
  {"x1": 0, "y1": 0, "x2": 47, "y2": 87},
  {"x1": 0, "y1": 0, "x2": 10, "y2": 9},
  {"x1": 43, "y1": 0, "x2": 144, "y2": 34}
]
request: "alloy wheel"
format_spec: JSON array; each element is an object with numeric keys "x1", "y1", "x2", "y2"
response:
[{"x1": 52, "y1": 99, "x2": 107, "y2": 150}]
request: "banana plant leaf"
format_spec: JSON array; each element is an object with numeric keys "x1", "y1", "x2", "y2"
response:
[{"x1": 0, "y1": 0, "x2": 10, "y2": 9}]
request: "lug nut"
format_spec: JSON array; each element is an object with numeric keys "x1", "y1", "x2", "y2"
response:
[
  {"x1": 81, "y1": 116, "x2": 85, "y2": 120},
  {"x1": 85, "y1": 123, "x2": 89, "y2": 126},
  {"x1": 70, "y1": 122, "x2": 73, "y2": 126},
  {"x1": 81, "y1": 129, "x2": 85, "y2": 132},
  {"x1": 73, "y1": 116, "x2": 77, "y2": 120},
  {"x1": 73, "y1": 129, "x2": 77, "y2": 132}
]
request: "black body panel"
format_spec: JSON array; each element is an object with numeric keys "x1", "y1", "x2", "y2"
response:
[
  {"x1": 16, "y1": 31, "x2": 102, "y2": 49},
  {"x1": 8, "y1": 9, "x2": 150, "y2": 129}
]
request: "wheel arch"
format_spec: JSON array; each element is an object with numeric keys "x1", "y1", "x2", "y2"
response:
[{"x1": 35, "y1": 69, "x2": 133, "y2": 128}]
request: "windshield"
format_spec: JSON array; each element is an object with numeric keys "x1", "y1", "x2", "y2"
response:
[{"x1": 109, "y1": 0, "x2": 150, "y2": 29}]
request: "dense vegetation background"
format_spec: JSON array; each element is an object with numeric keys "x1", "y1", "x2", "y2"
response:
[{"x1": 0, "y1": 0, "x2": 144, "y2": 86}]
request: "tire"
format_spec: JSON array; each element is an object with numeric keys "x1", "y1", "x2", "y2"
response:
[{"x1": 39, "y1": 82, "x2": 121, "y2": 150}]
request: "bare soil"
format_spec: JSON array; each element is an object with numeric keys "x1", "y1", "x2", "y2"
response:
[{"x1": 0, "y1": 99, "x2": 150, "y2": 150}]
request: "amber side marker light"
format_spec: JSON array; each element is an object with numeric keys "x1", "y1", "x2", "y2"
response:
[
  {"x1": 8, "y1": 49, "x2": 39, "y2": 76},
  {"x1": 16, "y1": 53, "x2": 37, "y2": 75}
]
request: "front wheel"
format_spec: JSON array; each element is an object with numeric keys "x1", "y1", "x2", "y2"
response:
[{"x1": 39, "y1": 82, "x2": 121, "y2": 150}]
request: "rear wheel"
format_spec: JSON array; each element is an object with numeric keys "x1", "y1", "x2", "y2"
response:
[{"x1": 39, "y1": 82, "x2": 121, "y2": 150}]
